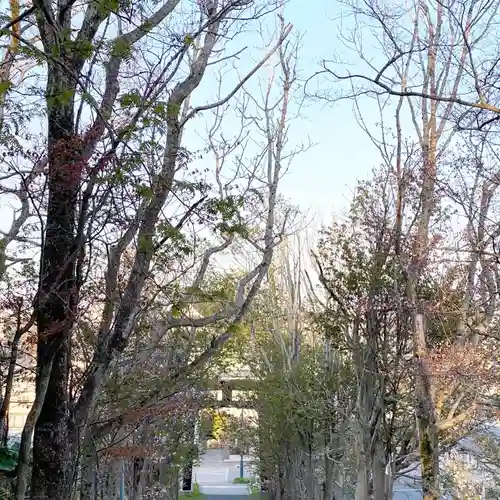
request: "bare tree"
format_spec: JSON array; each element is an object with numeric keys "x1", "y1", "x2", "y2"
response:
[{"x1": 313, "y1": 0, "x2": 500, "y2": 130}]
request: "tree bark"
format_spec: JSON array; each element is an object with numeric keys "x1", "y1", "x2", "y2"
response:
[
  {"x1": 409, "y1": 17, "x2": 441, "y2": 498},
  {"x1": 181, "y1": 417, "x2": 196, "y2": 491},
  {"x1": 323, "y1": 451, "x2": 335, "y2": 500},
  {"x1": 15, "y1": 357, "x2": 56, "y2": 500},
  {"x1": 31, "y1": 50, "x2": 80, "y2": 498},
  {"x1": 408, "y1": 131, "x2": 439, "y2": 499},
  {"x1": 372, "y1": 438, "x2": 389, "y2": 500},
  {"x1": 79, "y1": 428, "x2": 97, "y2": 500},
  {"x1": 413, "y1": 311, "x2": 439, "y2": 500},
  {"x1": 354, "y1": 461, "x2": 370, "y2": 500},
  {"x1": 0, "y1": 326, "x2": 22, "y2": 446},
  {"x1": 181, "y1": 462, "x2": 193, "y2": 491}
]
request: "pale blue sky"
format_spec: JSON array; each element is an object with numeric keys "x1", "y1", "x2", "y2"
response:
[
  {"x1": 278, "y1": 0, "x2": 378, "y2": 221},
  {"x1": 183, "y1": 0, "x2": 386, "y2": 230}
]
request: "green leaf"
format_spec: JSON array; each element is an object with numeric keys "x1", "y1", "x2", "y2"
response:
[
  {"x1": 99, "y1": 0, "x2": 120, "y2": 14},
  {"x1": 111, "y1": 38, "x2": 132, "y2": 59},
  {"x1": 58, "y1": 88, "x2": 76, "y2": 105},
  {"x1": 138, "y1": 234, "x2": 154, "y2": 254},
  {"x1": 0, "y1": 446, "x2": 18, "y2": 471},
  {"x1": 167, "y1": 102, "x2": 181, "y2": 117},
  {"x1": 136, "y1": 185, "x2": 153, "y2": 199},
  {"x1": 157, "y1": 223, "x2": 184, "y2": 242},
  {"x1": 81, "y1": 92, "x2": 94, "y2": 104},
  {"x1": 119, "y1": 91, "x2": 142, "y2": 108},
  {"x1": 171, "y1": 304, "x2": 182, "y2": 318},
  {"x1": 113, "y1": 167, "x2": 124, "y2": 182},
  {"x1": 153, "y1": 102, "x2": 166, "y2": 116},
  {"x1": 46, "y1": 87, "x2": 76, "y2": 108},
  {"x1": 227, "y1": 323, "x2": 244, "y2": 335},
  {"x1": 118, "y1": 124, "x2": 135, "y2": 141},
  {"x1": 142, "y1": 20, "x2": 154, "y2": 33},
  {"x1": 72, "y1": 39, "x2": 94, "y2": 60},
  {"x1": 0, "y1": 80, "x2": 12, "y2": 95}
]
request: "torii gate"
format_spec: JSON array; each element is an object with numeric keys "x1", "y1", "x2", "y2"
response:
[
  {"x1": 181, "y1": 369, "x2": 258, "y2": 493},
  {"x1": 211, "y1": 373, "x2": 257, "y2": 408}
]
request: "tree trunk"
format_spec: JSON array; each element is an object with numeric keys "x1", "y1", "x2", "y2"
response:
[
  {"x1": 409, "y1": 48, "x2": 440, "y2": 496},
  {"x1": 414, "y1": 312, "x2": 439, "y2": 500},
  {"x1": 372, "y1": 438, "x2": 389, "y2": 500},
  {"x1": 138, "y1": 459, "x2": 151, "y2": 498},
  {"x1": 354, "y1": 313, "x2": 380, "y2": 500},
  {"x1": 31, "y1": 52, "x2": 80, "y2": 498},
  {"x1": 323, "y1": 451, "x2": 335, "y2": 500},
  {"x1": 15, "y1": 355, "x2": 56, "y2": 500},
  {"x1": 354, "y1": 461, "x2": 370, "y2": 500},
  {"x1": 32, "y1": 339, "x2": 71, "y2": 500},
  {"x1": 303, "y1": 428, "x2": 315, "y2": 500},
  {"x1": 181, "y1": 462, "x2": 193, "y2": 491},
  {"x1": 0, "y1": 326, "x2": 22, "y2": 446},
  {"x1": 182, "y1": 419, "x2": 196, "y2": 491},
  {"x1": 333, "y1": 469, "x2": 344, "y2": 500},
  {"x1": 79, "y1": 430, "x2": 97, "y2": 500},
  {"x1": 304, "y1": 454, "x2": 315, "y2": 500},
  {"x1": 130, "y1": 456, "x2": 150, "y2": 500}
]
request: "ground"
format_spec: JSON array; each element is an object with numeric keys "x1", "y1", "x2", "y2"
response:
[{"x1": 192, "y1": 451, "x2": 254, "y2": 498}]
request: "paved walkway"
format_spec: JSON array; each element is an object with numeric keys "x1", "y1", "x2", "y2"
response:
[
  {"x1": 193, "y1": 452, "x2": 254, "y2": 497},
  {"x1": 205, "y1": 496, "x2": 251, "y2": 500}
]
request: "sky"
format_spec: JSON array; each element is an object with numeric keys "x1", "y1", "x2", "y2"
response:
[
  {"x1": 275, "y1": 0, "x2": 379, "y2": 221},
  {"x1": 181, "y1": 0, "x2": 387, "y2": 233}
]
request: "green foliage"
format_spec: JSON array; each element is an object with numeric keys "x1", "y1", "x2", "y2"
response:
[
  {"x1": 170, "y1": 304, "x2": 182, "y2": 318},
  {"x1": 226, "y1": 323, "x2": 244, "y2": 336},
  {"x1": 120, "y1": 91, "x2": 142, "y2": 108},
  {"x1": 233, "y1": 477, "x2": 253, "y2": 484},
  {"x1": 249, "y1": 483, "x2": 263, "y2": 495},
  {"x1": 250, "y1": 330, "x2": 355, "y2": 485},
  {"x1": 46, "y1": 88, "x2": 76, "y2": 108},
  {"x1": 16, "y1": 43, "x2": 44, "y2": 64},
  {"x1": 152, "y1": 102, "x2": 166, "y2": 117},
  {"x1": 138, "y1": 234, "x2": 154, "y2": 254},
  {"x1": 111, "y1": 38, "x2": 132, "y2": 59},
  {"x1": 0, "y1": 81, "x2": 12, "y2": 95},
  {"x1": 98, "y1": 0, "x2": 120, "y2": 14},
  {"x1": 141, "y1": 20, "x2": 154, "y2": 33},
  {"x1": 0, "y1": 446, "x2": 18, "y2": 471},
  {"x1": 66, "y1": 38, "x2": 94, "y2": 60},
  {"x1": 167, "y1": 102, "x2": 181, "y2": 117},
  {"x1": 135, "y1": 184, "x2": 153, "y2": 199},
  {"x1": 0, "y1": 475, "x2": 12, "y2": 500},
  {"x1": 204, "y1": 197, "x2": 246, "y2": 236}
]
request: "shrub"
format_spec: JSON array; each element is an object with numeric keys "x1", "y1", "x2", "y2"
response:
[{"x1": 233, "y1": 476, "x2": 252, "y2": 484}]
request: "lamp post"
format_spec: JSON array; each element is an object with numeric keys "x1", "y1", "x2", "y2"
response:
[
  {"x1": 239, "y1": 408, "x2": 244, "y2": 479},
  {"x1": 119, "y1": 460, "x2": 125, "y2": 500}
]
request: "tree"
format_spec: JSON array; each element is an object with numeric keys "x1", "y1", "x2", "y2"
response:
[
  {"x1": 0, "y1": 1, "x2": 297, "y2": 498},
  {"x1": 315, "y1": 0, "x2": 500, "y2": 129},
  {"x1": 312, "y1": 3, "x2": 500, "y2": 494}
]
